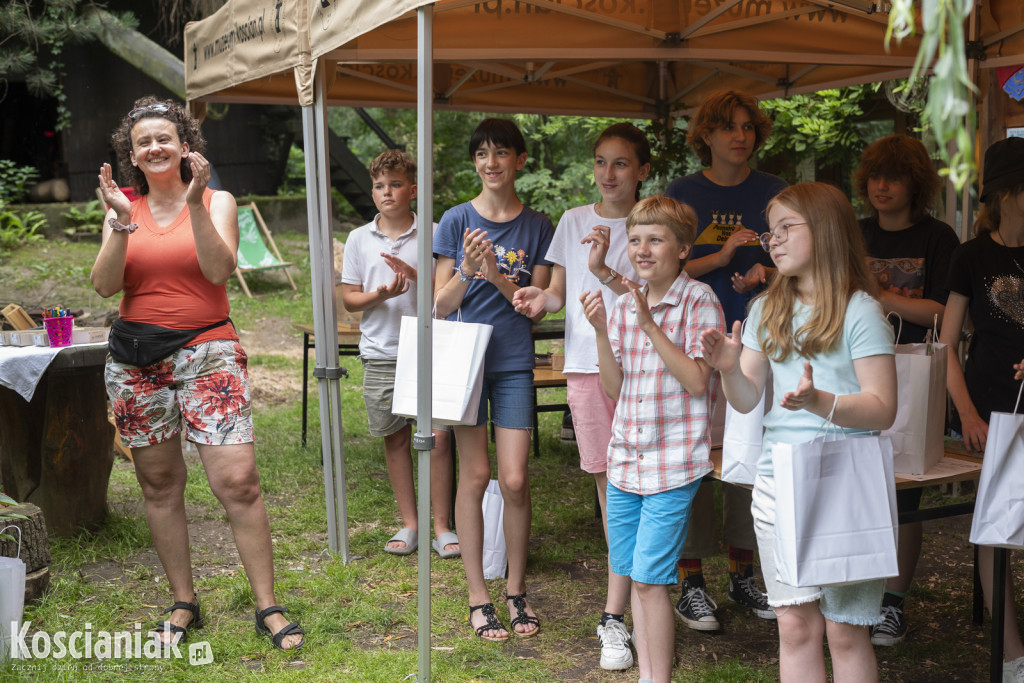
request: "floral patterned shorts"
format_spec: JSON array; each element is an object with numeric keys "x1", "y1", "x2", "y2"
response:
[{"x1": 105, "y1": 339, "x2": 254, "y2": 449}]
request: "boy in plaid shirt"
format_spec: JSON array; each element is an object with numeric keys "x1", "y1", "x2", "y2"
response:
[{"x1": 583, "y1": 196, "x2": 724, "y2": 683}]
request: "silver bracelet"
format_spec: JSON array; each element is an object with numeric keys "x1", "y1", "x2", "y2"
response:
[{"x1": 108, "y1": 217, "x2": 138, "y2": 234}]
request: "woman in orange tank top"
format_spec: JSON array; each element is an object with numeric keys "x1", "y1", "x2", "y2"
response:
[{"x1": 90, "y1": 96, "x2": 304, "y2": 651}]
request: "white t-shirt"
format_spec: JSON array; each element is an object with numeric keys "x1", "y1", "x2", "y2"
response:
[
  {"x1": 545, "y1": 204, "x2": 638, "y2": 374},
  {"x1": 340, "y1": 214, "x2": 437, "y2": 360}
]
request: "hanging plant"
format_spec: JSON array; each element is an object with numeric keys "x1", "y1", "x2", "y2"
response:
[{"x1": 887, "y1": 0, "x2": 976, "y2": 190}]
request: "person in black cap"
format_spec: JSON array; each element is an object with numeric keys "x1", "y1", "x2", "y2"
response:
[{"x1": 938, "y1": 135, "x2": 1024, "y2": 682}]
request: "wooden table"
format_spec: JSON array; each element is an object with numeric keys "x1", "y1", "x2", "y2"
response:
[
  {"x1": 532, "y1": 366, "x2": 568, "y2": 459},
  {"x1": 295, "y1": 322, "x2": 361, "y2": 447},
  {"x1": 0, "y1": 344, "x2": 114, "y2": 536}
]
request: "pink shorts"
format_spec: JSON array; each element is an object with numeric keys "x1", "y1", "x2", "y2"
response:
[
  {"x1": 105, "y1": 339, "x2": 254, "y2": 449},
  {"x1": 566, "y1": 373, "x2": 616, "y2": 474}
]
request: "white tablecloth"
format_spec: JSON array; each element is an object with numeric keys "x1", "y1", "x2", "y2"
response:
[{"x1": 0, "y1": 343, "x2": 107, "y2": 402}]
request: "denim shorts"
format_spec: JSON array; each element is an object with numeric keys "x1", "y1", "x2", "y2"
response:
[
  {"x1": 105, "y1": 339, "x2": 254, "y2": 449},
  {"x1": 751, "y1": 473, "x2": 884, "y2": 626},
  {"x1": 606, "y1": 479, "x2": 701, "y2": 585},
  {"x1": 361, "y1": 358, "x2": 415, "y2": 437},
  {"x1": 471, "y1": 369, "x2": 534, "y2": 430}
]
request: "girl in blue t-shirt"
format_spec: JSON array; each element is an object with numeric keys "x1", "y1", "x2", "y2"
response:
[
  {"x1": 433, "y1": 118, "x2": 553, "y2": 642},
  {"x1": 700, "y1": 182, "x2": 897, "y2": 682}
]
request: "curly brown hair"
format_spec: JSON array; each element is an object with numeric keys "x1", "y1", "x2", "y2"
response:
[
  {"x1": 368, "y1": 148, "x2": 416, "y2": 183},
  {"x1": 686, "y1": 90, "x2": 773, "y2": 168},
  {"x1": 853, "y1": 134, "x2": 940, "y2": 222},
  {"x1": 110, "y1": 96, "x2": 206, "y2": 196}
]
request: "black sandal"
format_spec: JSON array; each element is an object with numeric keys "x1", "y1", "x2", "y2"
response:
[
  {"x1": 469, "y1": 602, "x2": 509, "y2": 642},
  {"x1": 505, "y1": 593, "x2": 540, "y2": 638},
  {"x1": 255, "y1": 605, "x2": 306, "y2": 651},
  {"x1": 152, "y1": 593, "x2": 203, "y2": 646}
]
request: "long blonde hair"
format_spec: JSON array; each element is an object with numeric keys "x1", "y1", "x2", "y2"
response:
[{"x1": 757, "y1": 183, "x2": 877, "y2": 361}]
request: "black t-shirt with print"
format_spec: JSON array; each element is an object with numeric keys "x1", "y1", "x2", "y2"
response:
[
  {"x1": 860, "y1": 215, "x2": 959, "y2": 344},
  {"x1": 947, "y1": 232, "x2": 1024, "y2": 428}
]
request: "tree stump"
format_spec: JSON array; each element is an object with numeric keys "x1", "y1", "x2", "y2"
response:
[{"x1": 0, "y1": 503, "x2": 51, "y2": 603}]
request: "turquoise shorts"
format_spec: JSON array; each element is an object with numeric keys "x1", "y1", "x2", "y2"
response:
[{"x1": 606, "y1": 479, "x2": 701, "y2": 585}]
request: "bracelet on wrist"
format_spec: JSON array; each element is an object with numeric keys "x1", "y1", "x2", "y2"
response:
[
  {"x1": 457, "y1": 263, "x2": 474, "y2": 282},
  {"x1": 108, "y1": 217, "x2": 138, "y2": 234},
  {"x1": 599, "y1": 268, "x2": 618, "y2": 286}
]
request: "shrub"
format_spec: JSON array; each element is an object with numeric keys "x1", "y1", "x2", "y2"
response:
[
  {"x1": 0, "y1": 160, "x2": 41, "y2": 203},
  {"x1": 0, "y1": 199, "x2": 46, "y2": 256}
]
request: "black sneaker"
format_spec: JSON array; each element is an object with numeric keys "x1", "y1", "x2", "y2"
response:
[
  {"x1": 674, "y1": 577, "x2": 720, "y2": 631},
  {"x1": 728, "y1": 571, "x2": 776, "y2": 620},
  {"x1": 870, "y1": 603, "x2": 907, "y2": 646}
]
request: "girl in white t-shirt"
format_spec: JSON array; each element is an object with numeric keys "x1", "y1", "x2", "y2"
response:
[
  {"x1": 700, "y1": 182, "x2": 897, "y2": 682},
  {"x1": 512, "y1": 122, "x2": 650, "y2": 672}
]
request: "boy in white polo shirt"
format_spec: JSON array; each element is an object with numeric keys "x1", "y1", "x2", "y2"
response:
[{"x1": 340, "y1": 149, "x2": 458, "y2": 559}]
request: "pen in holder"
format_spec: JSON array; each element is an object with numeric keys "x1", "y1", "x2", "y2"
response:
[{"x1": 43, "y1": 313, "x2": 74, "y2": 348}]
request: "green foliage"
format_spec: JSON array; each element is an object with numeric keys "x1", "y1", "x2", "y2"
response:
[
  {"x1": 277, "y1": 144, "x2": 307, "y2": 196},
  {"x1": 61, "y1": 199, "x2": 106, "y2": 235},
  {"x1": 0, "y1": 2, "x2": 136, "y2": 130},
  {"x1": 0, "y1": 490, "x2": 27, "y2": 542},
  {"x1": 0, "y1": 159, "x2": 41, "y2": 203},
  {"x1": 0, "y1": 199, "x2": 46, "y2": 256},
  {"x1": 887, "y1": 0, "x2": 976, "y2": 189}
]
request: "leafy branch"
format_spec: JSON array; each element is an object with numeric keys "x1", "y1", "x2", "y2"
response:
[{"x1": 887, "y1": 0, "x2": 976, "y2": 189}]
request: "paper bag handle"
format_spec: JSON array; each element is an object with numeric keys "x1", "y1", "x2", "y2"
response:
[
  {"x1": 0, "y1": 525, "x2": 22, "y2": 559},
  {"x1": 1014, "y1": 381, "x2": 1024, "y2": 415},
  {"x1": 885, "y1": 312, "x2": 904, "y2": 345}
]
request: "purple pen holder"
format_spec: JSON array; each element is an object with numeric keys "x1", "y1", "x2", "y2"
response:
[{"x1": 44, "y1": 316, "x2": 74, "y2": 348}]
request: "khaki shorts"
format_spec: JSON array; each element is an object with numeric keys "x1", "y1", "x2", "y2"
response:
[{"x1": 105, "y1": 339, "x2": 254, "y2": 449}]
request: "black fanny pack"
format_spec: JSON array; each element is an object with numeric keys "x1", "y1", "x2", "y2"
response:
[{"x1": 108, "y1": 317, "x2": 232, "y2": 367}]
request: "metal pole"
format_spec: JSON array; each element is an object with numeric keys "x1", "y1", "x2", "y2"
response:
[
  {"x1": 416, "y1": 7, "x2": 436, "y2": 681},
  {"x1": 302, "y1": 58, "x2": 349, "y2": 561}
]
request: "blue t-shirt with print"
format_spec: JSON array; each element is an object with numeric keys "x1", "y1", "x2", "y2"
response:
[
  {"x1": 665, "y1": 170, "x2": 787, "y2": 326},
  {"x1": 742, "y1": 291, "x2": 895, "y2": 476},
  {"x1": 434, "y1": 202, "x2": 554, "y2": 373}
]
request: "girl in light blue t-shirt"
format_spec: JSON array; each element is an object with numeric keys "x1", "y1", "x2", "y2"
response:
[{"x1": 700, "y1": 182, "x2": 896, "y2": 682}]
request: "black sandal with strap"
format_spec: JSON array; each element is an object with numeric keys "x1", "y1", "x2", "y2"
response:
[
  {"x1": 506, "y1": 593, "x2": 540, "y2": 638},
  {"x1": 255, "y1": 605, "x2": 306, "y2": 651},
  {"x1": 469, "y1": 602, "x2": 509, "y2": 642},
  {"x1": 152, "y1": 593, "x2": 203, "y2": 647}
]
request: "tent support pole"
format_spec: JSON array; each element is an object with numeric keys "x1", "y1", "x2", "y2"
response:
[
  {"x1": 416, "y1": 7, "x2": 436, "y2": 681},
  {"x1": 303, "y1": 58, "x2": 349, "y2": 562}
]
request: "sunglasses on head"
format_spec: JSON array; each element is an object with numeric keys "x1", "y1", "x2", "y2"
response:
[{"x1": 127, "y1": 103, "x2": 172, "y2": 120}]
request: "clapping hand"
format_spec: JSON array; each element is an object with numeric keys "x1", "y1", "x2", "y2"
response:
[
  {"x1": 582, "y1": 225, "x2": 611, "y2": 277},
  {"x1": 513, "y1": 287, "x2": 547, "y2": 317},
  {"x1": 382, "y1": 252, "x2": 416, "y2": 282},
  {"x1": 780, "y1": 361, "x2": 816, "y2": 411},
  {"x1": 185, "y1": 151, "x2": 211, "y2": 205},
  {"x1": 376, "y1": 272, "x2": 410, "y2": 299},
  {"x1": 700, "y1": 320, "x2": 742, "y2": 373},
  {"x1": 580, "y1": 290, "x2": 607, "y2": 331},
  {"x1": 97, "y1": 163, "x2": 131, "y2": 220}
]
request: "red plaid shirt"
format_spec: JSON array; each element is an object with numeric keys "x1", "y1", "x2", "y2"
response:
[{"x1": 606, "y1": 273, "x2": 724, "y2": 494}]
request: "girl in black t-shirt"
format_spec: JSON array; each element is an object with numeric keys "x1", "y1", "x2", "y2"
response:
[{"x1": 940, "y1": 137, "x2": 1024, "y2": 680}]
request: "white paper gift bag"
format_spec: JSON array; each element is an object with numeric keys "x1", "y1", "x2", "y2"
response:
[
  {"x1": 773, "y1": 434, "x2": 898, "y2": 587},
  {"x1": 970, "y1": 385, "x2": 1024, "y2": 548},
  {"x1": 883, "y1": 342, "x2": 947, "y2": 475},
  {"x1": 392, "y1": 315, "x2": 493, "y2": 426},
  {"x1": 721, "y1": 372, "x2": 773, "y2": 485},
  {"x1": 481, "y1": 480, "x2": 507, "y2": 580},
  {"x1": 0, "y1": 526, "x2": 26, "y2": 662}
]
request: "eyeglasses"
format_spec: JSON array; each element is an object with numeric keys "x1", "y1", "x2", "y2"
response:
[
  {"x1": 759, "y1": 222, "x2": 807, "y2": 252},
  {"x1": 127, "y1": 103, "x2": 172, "y2": 120}
]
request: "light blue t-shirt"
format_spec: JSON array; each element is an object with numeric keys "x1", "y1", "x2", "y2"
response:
[
  {"x1": 434, "y1": 201, "x2": 554, "y2": 373},
  {"x1": 742, "y1": 291, "x2": 894, "y2": 475}
]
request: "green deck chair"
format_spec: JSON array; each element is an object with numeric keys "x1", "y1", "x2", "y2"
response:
[{"x1": 235, "y1": 203, "x2": 297, "y2": 298}]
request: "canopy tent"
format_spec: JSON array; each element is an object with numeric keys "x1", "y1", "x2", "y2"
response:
[{"x1": 185, "y1": 1, "x2": 1023, "y2": 678}]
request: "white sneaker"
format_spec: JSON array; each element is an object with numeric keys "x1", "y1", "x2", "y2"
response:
[
  {"x1": 597, "y1": 619, "x2": 634, "y2": 671},
  {"x1": 1003, "y1": 655, "x2": 1024, "y2": 683}
]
